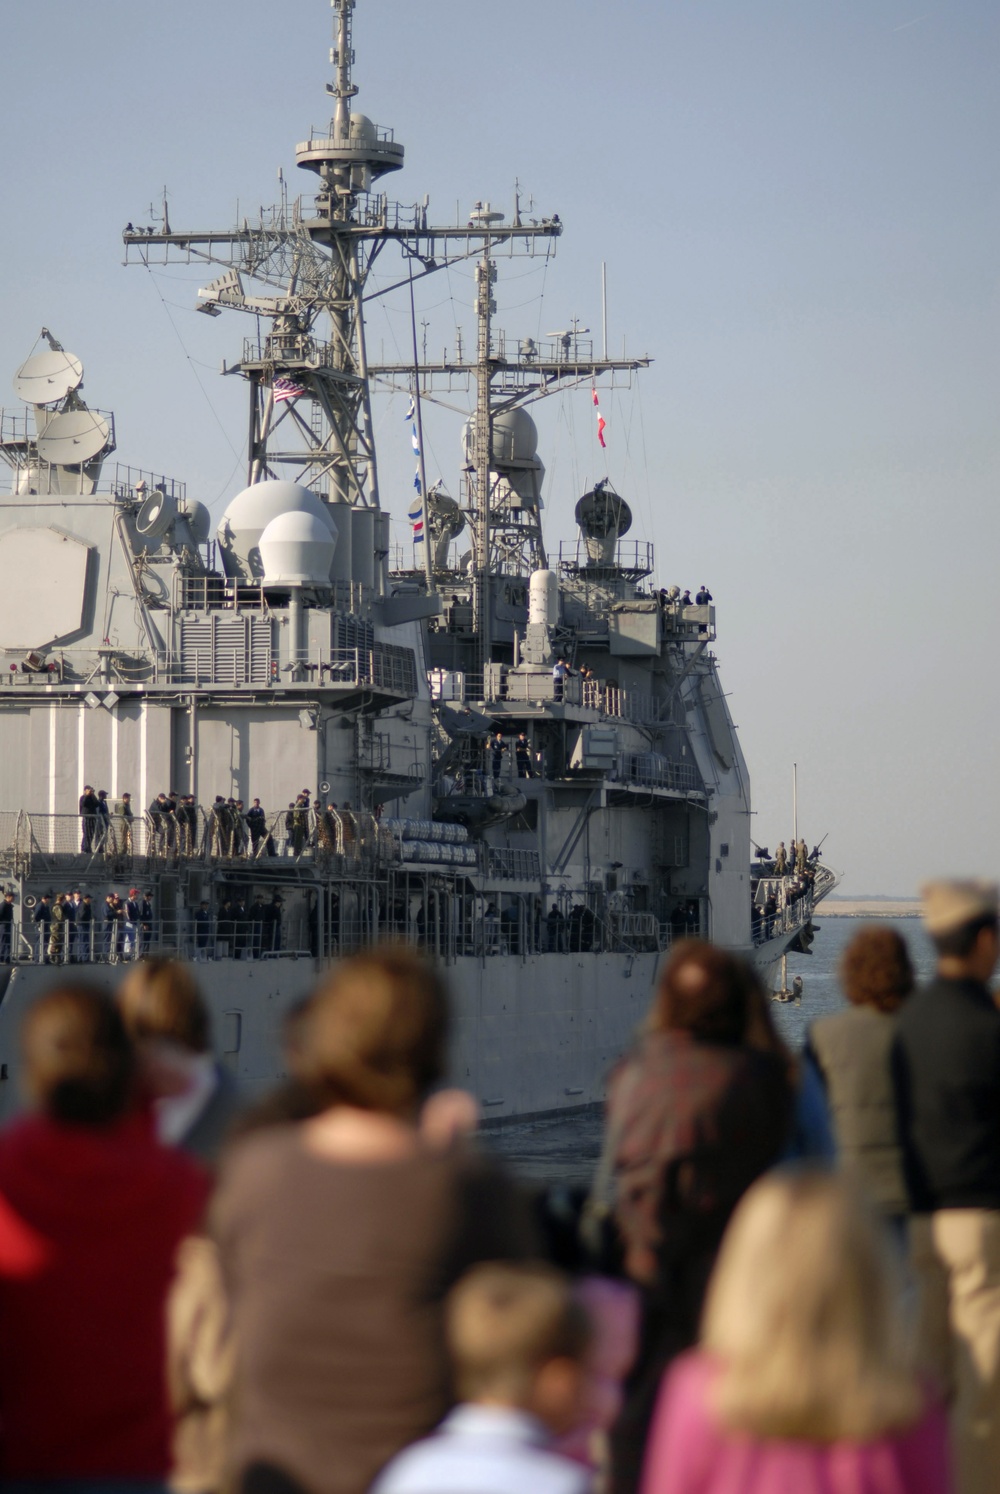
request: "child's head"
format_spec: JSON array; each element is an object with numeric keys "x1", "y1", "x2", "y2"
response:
[{"x1": 447, "y1": 1262, "x2": 591, "y2": 1434}]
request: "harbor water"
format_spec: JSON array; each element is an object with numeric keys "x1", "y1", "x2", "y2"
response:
[{"x1": 485, "y1": 916, "x2": 933, "y2": 1187}]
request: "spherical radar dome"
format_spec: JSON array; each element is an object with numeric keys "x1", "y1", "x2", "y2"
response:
[
  {"x1": 218, "y1": 480, "x2": 336, "y2": 581},
  {"x1": 493, "y1": 408, "x2": 539, "y2": 464},
  {"x1": 258, "y1": 509, "x2": 338, "y2": 588}
]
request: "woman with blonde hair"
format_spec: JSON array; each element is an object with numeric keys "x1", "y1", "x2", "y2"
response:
[
  {"x1": 641, "y1": 1169, "x2": 950, "y2": 1494},
  {"x1": 213, "y1": 947, "x2": 536, "y2": 1494}
]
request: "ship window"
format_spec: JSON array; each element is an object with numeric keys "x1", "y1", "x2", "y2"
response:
[{"x1": 720, "y1": 843, "x2": 729, "y2": 857}]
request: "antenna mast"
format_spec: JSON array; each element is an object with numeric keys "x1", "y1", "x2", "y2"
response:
[{"x1": 473, "y1": 244, "x2": 496, "y2": 666}]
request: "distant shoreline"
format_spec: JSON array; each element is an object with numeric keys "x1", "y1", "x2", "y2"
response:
[{"x1": 822, "y1": 900, "x2": 920, "y2": 918}]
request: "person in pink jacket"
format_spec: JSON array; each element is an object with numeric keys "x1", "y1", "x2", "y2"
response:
[{"x1": 641, "y1": 1169, "x2": 952, "y2": 1494}]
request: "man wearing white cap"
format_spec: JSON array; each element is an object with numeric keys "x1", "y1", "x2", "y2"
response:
[{"x1": 893, "y1": 879, "x2": 1000, "y2": 1494}]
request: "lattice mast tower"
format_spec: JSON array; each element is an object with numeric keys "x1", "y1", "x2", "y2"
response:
[{"x1": 123, "y1": 1, "x2": 645, "y2": 655}]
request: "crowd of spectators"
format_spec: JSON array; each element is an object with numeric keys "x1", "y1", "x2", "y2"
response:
[{"x1": 0, "y1": 878, "x2": 996, "y2": 1493}]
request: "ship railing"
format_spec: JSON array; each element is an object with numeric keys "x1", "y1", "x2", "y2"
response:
[
  {"x1": 174, "y1": 576, "x2": 370, "y2": 616},
  {"x1": 6, "y1": 806, "x2": 399, "y2": 872},
  {"x1": 447, "y1": 671, "x2": 659, "y2": 727},
  {"x1": 153, "y1": 641, "x2": 415, "y2": 694},
  {"x1": 462, "y1": 752, "x2": 538, "y2": 789},
  {"x1": 617, "y1": 754, "x2": 701, "y2": 793},
  {"x1": 434, "y1": 768, "x2": 508, "y2": 801},
  {"x1": 11, "y1": 890, "x2": 671, "y2": 967},
  {"x1": 751, "y1": 884, "x2": 816, "y2": 945},
  {"x1": 24, "y1": 913, "x2": 312, "y2": 967},
  {"x1": 250, "y1": 807, "x2": 381, "y2": 872},
  {"x1": 358, "y1": 730, "x2": 425, "y2": 785},
  {"x1": 12, "y1": 812, "x2": 158, "y2": 874},
  {"x1": 482, "y1": 847, "x2": 541, "y2": 882},
  {"x1": 109, "y1": 464, "x2": 187, "y2": 504},
  {"x1": 581, "y1": 680, "x2": 661, "y2": 725},
  {"x1": 428, "y1": 668, "x2": 487, "y2": 704},
  {"x1": 557, "y1": 539, "x2": 655, "y2": 577},
  {"x1": 612, "y1": 911, "x2": 665, "y2": 951},
  {"x1": 500, "y1": 673, "x2": 584, "y2": 707},
  {"x1": 661, "y1": 602, "x2": 716, "y2": 641},
  {"x1": 0, "y1": 812, "x2": 23, "y2": 865},
  {"x1": 0, "y1": 409, "x2": 34, "y2": 446},
  {"x1": 241, "y1": 335, "x2": 339, "y2": 370}
]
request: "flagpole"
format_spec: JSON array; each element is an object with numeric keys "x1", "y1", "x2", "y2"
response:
[
  {"x1": 408, "y1": 269, "x2": 434, "y2": 590},
  {"x1": 601, "y1": 262, "x2": 608, "y2": 360}
]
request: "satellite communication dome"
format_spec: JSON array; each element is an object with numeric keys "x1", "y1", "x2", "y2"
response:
[
  {"x1": 13, "y1": 349, "x2": 84, "y2": 405},
  {"x1": 217, "y1": 480, "x2": 335, "y2": 581},
  {"x1": 493, "y1": 408, "x2": 539, "y2": 465},
  {"x1": 36, "y1": 409, "x2": 112, "y2": 466},
  {"x1": 258, "y1": 510, "x2": 338, "y2": 588},
  {"x1": 349, "y1": 112, "x2": 378, "y2": 145}
]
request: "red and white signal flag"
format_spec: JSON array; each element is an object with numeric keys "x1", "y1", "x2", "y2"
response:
[{"x1": 592, "y1": 387, "x2": 607, "y2": 448}]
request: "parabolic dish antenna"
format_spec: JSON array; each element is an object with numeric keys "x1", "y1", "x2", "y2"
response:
[
  {"x1": 575, "y1": 485, "x2": 632, "y2": 540},
  {"x1": 36, "y1": 409, "x2": 111, "y2": 466},
  {"x1": 13, "y1": 349, "x2": 84, "y2": 405}
]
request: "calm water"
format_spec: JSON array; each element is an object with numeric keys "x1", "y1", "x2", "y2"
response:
[{"x1": 485, "y1": 915, "x2": 934, "y2": 1187}]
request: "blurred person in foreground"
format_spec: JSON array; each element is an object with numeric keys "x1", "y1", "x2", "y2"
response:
[
  {"x1": 892, "y1": 880, "x2": 1000, "y2": 1494},
  {"x1": 600, "y1": 940, "x2": 793, "y2": 1494},
  {"x1": 0, "y1": 986, "x2": 207, "y2": 1484},
  {"x1": 641, "y1": 1169, "x2": 950, "y2": 1494},
  {"x1": 371, "y1": 1263, "x2": 592, "y2": 1494},
  {"x1": 212, "y1": 947, "x2": 537, "y2": 1494},
  {"x1": 117, "y1": 960, "x2": 246, "y2": 1494},
  {"x1": 804, "y1": 925, "x2": 915, "y2": 1229},
  {"x1": 118, "y1": 957, "x2": 243, "y2": 1164}
]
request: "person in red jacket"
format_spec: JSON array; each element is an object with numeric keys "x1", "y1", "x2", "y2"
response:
[{"x1": 0, "y1": 985, "x2": 208, "y2": 1482}]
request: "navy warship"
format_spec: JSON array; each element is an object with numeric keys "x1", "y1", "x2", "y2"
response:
[{"x1": 0, "y1": 0, "x2": 836, "y2": 1119}]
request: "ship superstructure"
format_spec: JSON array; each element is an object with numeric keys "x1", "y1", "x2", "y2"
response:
[{"x1": 0, "y1": 0, "x2": 834, "y2": 1118}]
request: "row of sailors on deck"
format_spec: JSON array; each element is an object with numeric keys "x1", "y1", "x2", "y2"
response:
[
  {"x1": 21, "y1": 888, "x2": 154, "y2": 965},
  {"x1": 657, "y1": 584, "x2": 713, "y2": 608},
  {"x1": 773, "y1": 838, "x2": 813, "y2": 876},
  {"x1": 77, "y1": 786, "x2": 366, "y2": 859}
]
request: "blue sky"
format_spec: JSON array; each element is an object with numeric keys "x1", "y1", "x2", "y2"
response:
[{"x1": 3, "y1": 0, "x2": 999, "y2": 894}]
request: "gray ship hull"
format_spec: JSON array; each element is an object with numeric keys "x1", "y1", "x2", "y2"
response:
[{"x1": 0, "y1": 948, "x2": 661, "y2": 1124}]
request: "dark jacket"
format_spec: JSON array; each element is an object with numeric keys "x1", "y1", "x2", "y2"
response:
[
  {"x1": 892, "y1": 975, "x2": 1000, "y2": 1212},
  {"x1": 609, "y1": 1030, "x2": 792, "y2": 1293},
  {"x1": 606, "y1": 1030, "x2": 792, "y2": 1494}
]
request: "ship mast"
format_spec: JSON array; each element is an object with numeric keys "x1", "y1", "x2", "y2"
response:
[
  {"x1": 473, "y1": 242, "x2": 496, "y2": 663},
  {"x1": 121, "y1": 2, "x2": 561, "y2": 526}
]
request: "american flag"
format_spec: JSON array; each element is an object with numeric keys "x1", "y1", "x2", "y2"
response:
[{"x1": 273, "y1": 377, "x2": 306, "y2": 404}]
